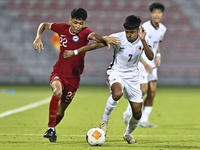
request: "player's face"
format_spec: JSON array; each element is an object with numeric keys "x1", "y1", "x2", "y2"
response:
[
  {"x1": 69, "y1": 18, "x2": 86, "y2": 34},
  {"x1": 150, "y1": 9, "x2": 163, "y2": 24},
  {"x1": 125, "y1": 29, "x2": 139, "y2": 43}
]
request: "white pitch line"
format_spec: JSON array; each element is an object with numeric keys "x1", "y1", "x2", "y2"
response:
[
  {"x1": 0, "y1": 97, "x2": 50, "y2": 118},
  {"x1": 0, "y1": 134, "x2": 199, "y2": 137}
]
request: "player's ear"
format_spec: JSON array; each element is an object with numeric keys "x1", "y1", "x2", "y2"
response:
[
  {"x1": 69, "y1": 18, "x2": 71, "y2": 24},
  {"x1": 161, "y1": 12, "x2": 164, "y2": 17},
  {"x1": 83, "y1": 20, "x2": 86, "y2": 26}
]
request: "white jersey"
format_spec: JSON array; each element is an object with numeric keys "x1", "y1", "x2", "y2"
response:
[
  {"x1": 138, "y1": 20, "x2": 167, "y2": 68},
  {"x1": 107, "y1": 31, "x2": 152, "y2": 75}
]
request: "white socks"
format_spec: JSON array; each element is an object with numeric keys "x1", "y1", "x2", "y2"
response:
[
  {"x1": 124, "y1": 105, "x2": 153, "y2": 123},
  {"x1": 124, "y1": 117, "x2": 139, "y2": 135},
  {"x1": 102, "y1": 95, "x2": 118, "y2": 121},
  {"x1": 140, "y1": 106, "x2": 153, "y2": 123},
  {"x1": 48, "y1": 127, "x2": 55, "y2": 131},
  {"x1": 124, "y1": 103, "x2": 132, "y2": 116}
]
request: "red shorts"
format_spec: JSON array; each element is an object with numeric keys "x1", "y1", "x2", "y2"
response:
[{"x1": 50, "y1": 73, "x2": 80, "y2": 104}]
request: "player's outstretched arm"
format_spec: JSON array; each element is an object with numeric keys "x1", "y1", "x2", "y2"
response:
[
  {"x1": 33, "y1": 22, "x2": 52, "y2": 53},
  {"x1": 89, "y1": 33, "x2": 120, "y2": 49},
  {"x1": 155, "y1": 46, "x2": 161, "y2": 67},
  {"x1": 140, "y1": 57, "x2": 153, "y2": 73},
  {"x1": 63, "y1": 42, "x2": 106, "y2": 58},
  {"x1": 138, "y1": 26, "x2": 154, "y2": 60}
]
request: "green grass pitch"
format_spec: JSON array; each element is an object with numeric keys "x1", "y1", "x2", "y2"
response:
[{"x1": 0, "y1": 85, "x2": 200, "y2": 150}]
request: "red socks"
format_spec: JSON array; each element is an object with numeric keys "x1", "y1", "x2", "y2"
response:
[{"x1": 48, "y1": 95, "x2": 60, "y2": 127}]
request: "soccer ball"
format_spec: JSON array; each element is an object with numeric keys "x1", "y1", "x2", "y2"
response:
[{"x1": 86, "y1": 128, "x2": 106, "y2": 146}]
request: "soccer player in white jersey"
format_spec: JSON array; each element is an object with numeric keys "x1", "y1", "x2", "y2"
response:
[
  {"x1": 63, "y1": 15, "x2": 154, "y2": 144},
  {"x1": 123, "y1": 3, "x2": 167, "y2": 128}
]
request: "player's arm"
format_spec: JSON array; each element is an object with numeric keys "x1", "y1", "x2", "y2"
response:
[
  {"x1": 138, "y1": 26, "x2": 154, "y2": 60},
  {"x1": 88, "y1": 33, "x2": 120, "y2": 49},
  {"x1": 33, "y1": 22, "x2": 52, "y2": 53},
  {"x1": 140, "y1": 57, "x2": 153, "y2": 73},
  {"x1": 155, "y1": 46, "x2": 161, "y2": 67},
  {"x1": 63, "y1": 42, "x2": 107, "y2": 58}
]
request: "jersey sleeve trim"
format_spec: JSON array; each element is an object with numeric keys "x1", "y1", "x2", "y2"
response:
[
  {"x1": 87, "y1": 32, "x2": 95, "y2": 40},
  {"x1": 49, "y1": 23, "x2": 54, "y2": 30}
]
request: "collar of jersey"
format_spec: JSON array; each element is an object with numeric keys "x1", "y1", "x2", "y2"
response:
[
  {"x1": 69, "y1": 27, "x2": 77, "y2": 35},
  {"x1": 130, "y1": 35, "x2": 139, "y2": 44},
  {"x1": 150, "y1": 21, "x2": 159, "y2": 30}
]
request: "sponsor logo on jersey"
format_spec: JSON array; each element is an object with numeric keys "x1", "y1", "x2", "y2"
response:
[
  {"x1": 54, "y1": 76, "x2": 59, "y2": 79},
  {"x1": 61, "y1": 34, "x2": 67, "y2": 37},
  {"x1": 73, "y1": 36, "x2": 79, "y2": 42},
  {"x1": 136, "y1": 46, "x2": 142, "y2": 51}
]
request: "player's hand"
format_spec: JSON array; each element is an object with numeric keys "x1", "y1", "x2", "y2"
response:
[
  {"x1": 63, "y1": 50, "x2": 75, "y2": 58},
  {"x1": 156, "y1": 55, "x2": 161, "y2": 67},
  {"x1": 138, "y1": 26, "x2": 146, "y2": 41},
  {"x1": 145, "y1": 64, "x2": 153, "y2": 73},
  {"x1": 33, "y1": 38, "x2": 44, "y2": 53},
  {"x1": 103, "y1": 36, "x2": 120, "y2": 49}
]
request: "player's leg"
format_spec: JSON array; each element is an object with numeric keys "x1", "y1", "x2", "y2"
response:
[
  {"x1": 140, "y1": 80, "x2": 157, "y2": 128},
  {"x1": 140, "y1": 67, "x2": 158, "y2": 128},
  {"x1": 123, "y1": 103, "x2": 132, "y2": 125},
  {"x1": 48, "y1": 101, "x2": 70, "y2": 143},
  {"x1": 100, "y1": 82, "x2": 123, "y2": 134},
  {"x1": 123, "y1": 66, "x2": 148, "y2": 125},
  {"x1": 44, "y1": 80, "x2": 62, "y2": 139},
  {"x1": 55, "y1": 80, "x2": 78, "y2": 126},
  {"x1": 123, "y1": 76, "x2": 142, "y2": 144},
  {"x1": 49, "y1": 80, "x2": 78, "y2": 142},
  {"x1": 144, "y1": 80, "x2": 156, "y2": 106},
  {"x1": 123, "y1": 101, "x2": 142, "y2": 144},
  {"x1": 55, "y1": 101, "x2": 69, "y2": 126},
  {"x1": 140, "y1": 83, "x2": 148, "y2": 96}
]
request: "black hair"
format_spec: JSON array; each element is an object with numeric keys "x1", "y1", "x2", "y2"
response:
[
  {"x1": 149, "y1": 3, "x2": 165, "y2": 12},
  {"x1": 71, "y1": 8, "x2": 87, "y2": 20},
  {"x1": 123, "y1": 15, "x2": 141, "y2": 30}
]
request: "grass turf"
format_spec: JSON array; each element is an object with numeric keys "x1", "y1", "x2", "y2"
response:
[{"x1": 0, "y1": 85, "x2": 199, "y2": 150}]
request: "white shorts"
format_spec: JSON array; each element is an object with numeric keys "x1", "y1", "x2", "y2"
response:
[
  {"x1": 106, "y1": 69, "x2": 143, "y2": 103},
  {"x1": 139, "y1": 65, "x2": 158, "y2": 84}
]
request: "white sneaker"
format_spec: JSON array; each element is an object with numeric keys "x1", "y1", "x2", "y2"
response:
[
  {"x1": 123, "y1": 112, "x2": 131, "y2": 126},
  {"x1": 100, "y1": 118, "x2": 108, "y2": 135},
  {"x1": 140, "y1": 121, "x2": 157, "y2": 128},
  {"x1": 123, "y1": 134, "x2": 137, "y2": 144}
]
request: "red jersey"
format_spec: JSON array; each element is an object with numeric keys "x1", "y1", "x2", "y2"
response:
[{"x1": 50, "y1": 23, "x2": 93, "y2": 78}]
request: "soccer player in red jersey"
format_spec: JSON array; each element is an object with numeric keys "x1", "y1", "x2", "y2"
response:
[{"x1": 33, "y1": 8, "x2": 119, "y2": 143}]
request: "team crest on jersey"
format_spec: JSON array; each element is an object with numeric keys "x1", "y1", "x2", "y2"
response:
[
  {"x1": 54, "y1": 76, "x2": 59, "y2": 79},
  {"x1": 136, "y1": 46, "x2": 142, "y2": 51},
  {"x1": 73, "y1": 36, "x2": 79, "y2": 42}
]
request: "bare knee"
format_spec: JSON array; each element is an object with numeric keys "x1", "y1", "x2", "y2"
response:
[
  {"x1": 141, "y1": 84, "x2": 148, "y2": 96},
  {"x1": 133, "y1": 110, "x2": 142, "y2": 120},
  {"x1": 112, "y1": 90, "x2": 123, "y2": 101},
  {"x1": 147, "y1": 89, "x2": 156, "y2": 99},
  {"x1": 53, "y1": 89, "x2": 62, "y2": 98}
]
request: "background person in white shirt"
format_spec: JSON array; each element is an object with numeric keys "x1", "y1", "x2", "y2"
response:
[
  {"x1": 64, "y1": 14, "x2": 154, "y2": 144},
  {"x1": 123, "y1": 3, "x2": 167, "y2": 128}
]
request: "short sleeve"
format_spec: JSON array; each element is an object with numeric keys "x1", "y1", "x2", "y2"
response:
[
  {"x1": 83, "y1": 27, "x2": 93, "y2": 40},
  {"x1": 145, "y1": 35, "x2": 152, "y2": 48},
  {"x1": 159, "y1": 24, "x2": 167, "y2": 42},
  {"x1": 50, "y1": 23, "x2": 68, "y2": 34}
]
